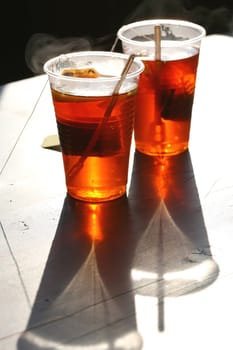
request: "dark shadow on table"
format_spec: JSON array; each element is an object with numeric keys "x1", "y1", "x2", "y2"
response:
[
  {"x1": 17, "y1": 149, "x2": 219, "y2": 349},
  {"x1": 128, "y1": 150, "x2": 219, "y2": 331},
  {"x1": 17, "y1": 194, "x2": 143, "y2": 349}
]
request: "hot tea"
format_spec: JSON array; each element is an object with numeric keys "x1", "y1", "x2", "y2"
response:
[
  {"x1": 52, "y1": 86, "x2": 136, "y2": 201},
  {"x1": 135, "y1": 48, "x2": 199, "y2": 155}
]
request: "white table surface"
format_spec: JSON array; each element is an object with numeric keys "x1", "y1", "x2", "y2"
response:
[{"x1": 1, "y1": 34, "x2": 233, "y2": 350}]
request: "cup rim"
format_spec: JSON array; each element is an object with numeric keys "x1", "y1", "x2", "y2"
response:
[
  {"x1": 43, "y1": 50, "x2": 144, "y2": 82},
  {"x1": 117, "y1": 19, "x2": 206, "y2": 48}
]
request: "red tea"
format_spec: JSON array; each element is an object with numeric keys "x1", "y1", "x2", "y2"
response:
[
  {"x1": 52, "y1": 88, "x2": 136, "y2": 201},
  {"x1": 135, "y1": 48, "x2": 199, "y2": 155}
]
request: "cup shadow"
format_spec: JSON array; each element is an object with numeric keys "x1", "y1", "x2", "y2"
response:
[
  {"x1": 17, "y1": 149, "x2": 219, "y2": 348},
  {"x1": 17, "y1": 194, "x2": 143, "y2": 349},
  {"x1": 128, "y1": 150, "x2": 219, "y2": 331}
]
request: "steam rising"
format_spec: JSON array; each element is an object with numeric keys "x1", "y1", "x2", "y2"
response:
[
  {"x1": 125, "y1": 0, "x2": 233, "y2": 35},
  {"x1": 25, "y1": 33, "x2": 112, "y2": 74},
  {"x1": 25, "y1": 33, "x2": 92, "y2": 74},
  {"x1": 25, "y1": 1, "x2": 233, "y2": 75}
]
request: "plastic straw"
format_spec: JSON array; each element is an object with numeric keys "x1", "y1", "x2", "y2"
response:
[{"x1": 154, "y1": 25, "x2": 161, "y2": 61}]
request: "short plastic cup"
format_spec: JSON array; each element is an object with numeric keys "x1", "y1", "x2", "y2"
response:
[
  {"x1": 117, "y1": 19, "x2": 206, "y2": 156},
  {"x1": 44, "y1": 51, "x2": 144, "y2": 202}
]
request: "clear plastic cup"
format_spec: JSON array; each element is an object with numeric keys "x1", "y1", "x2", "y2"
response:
[
  {"x1": 117, "y1": 19, "x2": 206, "y2": 156},
  {"x1": 44, "y1": 51, "x2": 144, "y2": 202}
]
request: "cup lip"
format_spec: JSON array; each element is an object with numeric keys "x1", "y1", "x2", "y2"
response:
[
  {"x1": 43, "y1": 50, "x2": 144, "y2": 82},
  {"x1": 117, "y1": 19, "x2": 206, "y2": 48}
]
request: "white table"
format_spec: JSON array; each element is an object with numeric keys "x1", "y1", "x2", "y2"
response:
[{"x1": 1, "y1": 35, "x2": 233, "y2": 350}]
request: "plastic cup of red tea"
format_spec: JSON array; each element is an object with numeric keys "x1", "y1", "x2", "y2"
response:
[
  {"x1": 44, "y1": 51, "x2": 144, "y2": 202},
  {"x1": 117, "y1": 19, "x2": 206, "y2": 156}
]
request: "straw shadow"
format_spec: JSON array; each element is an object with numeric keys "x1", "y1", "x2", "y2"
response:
[
  {"x1": 128, "y1": 150, "x2": 219, "y2": 331},
  {"x1": 17, "y1": 195, "x2": 143, "y2": 349}
]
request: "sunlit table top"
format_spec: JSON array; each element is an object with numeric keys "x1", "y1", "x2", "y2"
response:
[{"x1": 1, "y1": 34, "x2": 233, "y2": 350}]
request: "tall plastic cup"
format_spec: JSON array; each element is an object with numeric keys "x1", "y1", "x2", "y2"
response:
[
  {"x1": 117, "y1": 19, "x2": 206, "y2": 156},
  {"x1": 44, "y1": 51, "x2": 144, "y2": 202}
]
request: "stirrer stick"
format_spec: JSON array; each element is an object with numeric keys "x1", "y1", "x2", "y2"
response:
[
  {"x1": 154, "y1": 25, "x2": 161, "y2": 61},
  {"x1": 68, "y1": 54, "x2": 136, "y2": 176}
]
